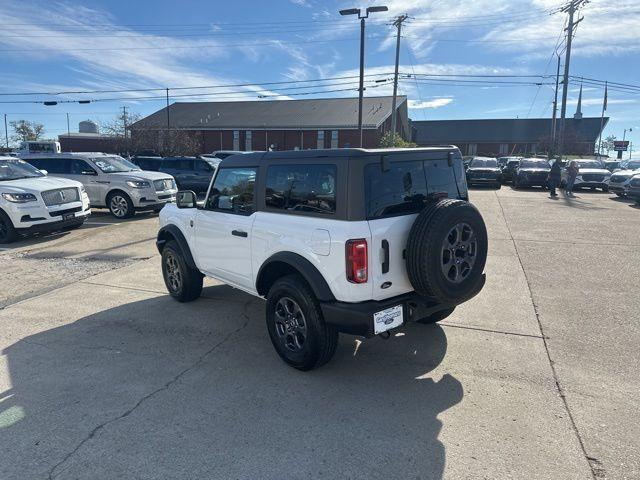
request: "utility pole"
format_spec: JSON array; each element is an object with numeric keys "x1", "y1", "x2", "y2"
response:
[
  {"x1": 4, "y1": 114, "x2": 8, "y2": 149},
  {"x1": 339, "y1": 6, "x2": 389, "y2": 148},
  {"x1": 390, "y1": 14, "x2": 408, "y2": 144},
  {"x1": 550, "y1": 53, "x2": 561, "y2": 157},
  {"x1": 66, "y1": 113, "x2": 70, "y2": 135},
  {"x1": 166, "y1": 88, "x2": 171, "y2": 153},
  {"x1": 557, "y1": 0, "x2": 585, "y2": 161},
  {"x1": 122, "y1": 106, "x2": 129, "y2": 155}
]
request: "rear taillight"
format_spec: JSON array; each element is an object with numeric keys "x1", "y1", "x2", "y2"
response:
[{"x1": 346, "y1": 239, "x2": 368, "y2": 284}]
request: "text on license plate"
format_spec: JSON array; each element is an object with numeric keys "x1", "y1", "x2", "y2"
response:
[{"x1": 374, "y1": 304, "x2": 404, "y2": 334}]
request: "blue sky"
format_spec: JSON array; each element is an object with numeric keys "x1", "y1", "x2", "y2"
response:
[{"x1": 1, "y1": 0, "x2": 638, "y2": 156}]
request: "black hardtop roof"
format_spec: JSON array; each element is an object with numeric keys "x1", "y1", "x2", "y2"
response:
[{"x1": 219, "y1": 146, "x2": 460, "y2": 167}]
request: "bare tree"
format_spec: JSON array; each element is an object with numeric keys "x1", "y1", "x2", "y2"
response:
[
  {"x1": 99, "y1": 111, "x2": 141, "y2": 138},
  {"x1": 10, "y1": 120, "x2": 45, "y2": 143},
  {"x1": 130, "y1": 129, "x2": 203, "y2": 156}
]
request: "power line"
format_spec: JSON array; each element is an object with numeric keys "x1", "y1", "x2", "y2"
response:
[{"x1": 0, "y1": 74, "x2": 395, "y2": 96}]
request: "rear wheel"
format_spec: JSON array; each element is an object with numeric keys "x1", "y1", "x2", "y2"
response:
[
  {"x1": 108, "y1": 191, "x2": 134, "y2": 219},
  {"x1": 615, "y1": 192, "x2": 625, "y2": 197},
  {"x1": 266, "y1": 274, "x2": 338, "y2": 371},
  {"x1": 161, "y1": 240, "x2": 203, "y2": 302},
  {"x1": 0, "y1": 211, "x2": 17, "y2": 244}
]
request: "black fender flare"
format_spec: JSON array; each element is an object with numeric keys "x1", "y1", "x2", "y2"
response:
[
  {"x1": 156, "y1": 224, "x2": 197, "y2": 270},
  {"x1": 256, "y1": 252, "x2": 336, "y2": 302}
]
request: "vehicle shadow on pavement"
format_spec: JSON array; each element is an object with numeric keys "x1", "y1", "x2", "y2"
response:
[{"x1": 0, "y1": 287, "x2": 460, "y2": 480}]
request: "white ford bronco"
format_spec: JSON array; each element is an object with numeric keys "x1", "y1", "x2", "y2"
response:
[{"x1": 157, "y1": 148, "x2": 488, "y2": 370}]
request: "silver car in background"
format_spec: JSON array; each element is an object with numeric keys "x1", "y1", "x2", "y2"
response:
[
  {"x1": 607, "y1": 160, "x2": 640, "y2": 197},
  {"x1": 561, "y1": 159, "x2": 611, "y2": 192}
]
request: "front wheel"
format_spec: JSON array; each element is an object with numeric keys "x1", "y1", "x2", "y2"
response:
[
  {"x1": 161, "y1": 240, "x2": 203, "y2": 302},
  {"x1": 0, "y1": 211, "x2": 17, "y2": 243},
  {"x1": 266, "y1": 274, "x2": 338, "y2": 371},
  {"x1": 108, "y1": 191, "x2": 134, "y2": 219}
]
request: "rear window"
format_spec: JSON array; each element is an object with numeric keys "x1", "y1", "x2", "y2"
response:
[
  {"x1": 265, "y1": 164, "x2": 336, "y2": 215},
  {"x1": 470, "y1": 158, "x2": 498, "y2": 168},
  {"x1": 365, "y1": 161, "x2": 429, "y2": 219}
]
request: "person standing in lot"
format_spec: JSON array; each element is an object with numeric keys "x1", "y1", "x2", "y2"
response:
[
  {"x1": 565, "y1": 160, "x2": 579, "y2": 197},
  {"x1": 548, "y1": 159, "x2": 562, "y2": 198}
]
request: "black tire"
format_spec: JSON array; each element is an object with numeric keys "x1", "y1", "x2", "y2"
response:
[
  {"x1": 161, "y1": 240, "x2": 203, "y2": 302},
  {"x1": 615, "y1": 192, "x2": 625, "y2": 197},
  {"x1": 0, "y1": 210, "x2": 18, "y2": 244},
  {"x1": 417, "y1": 307, "x2": 456, "y2": 324},
  {"x1": 266, "y1": 274, "x2": 338, "y2": 371},
  {"x1": 406, "y1": 199, "x2": 488, "y2": 304},
  {"x1": 107, "y1": 191, "x2": 135, "y2": 219},
  {"x1": 513, "y1": 177, "x2": 519, "y2": 189},
  {"x1": 602, "y1": 186, "x2": 609, "y2": 193}
]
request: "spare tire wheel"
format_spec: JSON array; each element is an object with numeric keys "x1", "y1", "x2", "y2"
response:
[{"x1": 406, "y1": 199, "x2": 487, "y2": 304}]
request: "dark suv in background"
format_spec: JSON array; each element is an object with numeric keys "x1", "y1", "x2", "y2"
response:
[
  {"x1": 131, "y1": 156, "x2": 218, "y2": 193},
  {"x1": 513, "y1": 159, "x2": 550, "y2": 189}
]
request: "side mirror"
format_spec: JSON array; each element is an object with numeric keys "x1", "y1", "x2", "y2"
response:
[
  {"x1": 39, "y1": 169, "x2": 48, "y2": 176},
  {"x1": 176, "y1": 190, "x2": 197, "y2": 209},
  {"x1": 81, "y1": 169, "x2": 97, "y2": 176}
]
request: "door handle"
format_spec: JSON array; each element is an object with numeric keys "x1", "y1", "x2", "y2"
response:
[
  {"x1": 381, "y1": 239, "x2": 390, "y2": 273},
  {"x1": 231, "y1": 229, "x2": 248, "y2": 238}
]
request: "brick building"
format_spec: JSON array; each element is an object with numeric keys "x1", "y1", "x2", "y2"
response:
[
  {"x1": 58, "y1": 133, "x2": 122, "y2": 154},
  {"x1": 412, "y1": 117, "x2": 609, "y2": 157},
  {"x1": 130, "y1": 96, "x2": 409, "y2": 153}
]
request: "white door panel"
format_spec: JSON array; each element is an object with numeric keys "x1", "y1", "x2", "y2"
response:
[{"x1": 194, "y1": 210, "x2": 256, "y2": 290}]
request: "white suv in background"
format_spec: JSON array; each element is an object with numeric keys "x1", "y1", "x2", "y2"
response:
[
  {"x1": 0, "y1": 156, "x2": 90, "y2": 243},
  {"x1": 156, "y1": 148, "x2": 488, "y2": 370},
  {"x1": 20, "y1": 153, "x2": 177, "y2": 218},
  {"x1": 607, "y1": 160, "x2": 640, "y2": 197}
]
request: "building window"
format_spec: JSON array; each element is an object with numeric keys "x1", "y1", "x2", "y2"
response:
[
  {"x1": 468, "y1": 144, "x2": 477, "y2": 155},
  {"x1": 499, "y1": 143, "x2": 509, "y2": 155},
  {"x1": 245, "y1": 130, "x2": 252, "y2": 151},
  {"x1": 331, "y1": 130, "x2": 338, "y2": 148},
  {"x1": 233, "y1": 130, "x2": 239, "y2": 150},
  {"x1": 317, "y1": 130, "x2": 325, "y2": 149}
]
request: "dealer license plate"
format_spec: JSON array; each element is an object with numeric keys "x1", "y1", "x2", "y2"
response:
[{"x1": 373, "y1": 304, "x2": 404, "y2": 334}]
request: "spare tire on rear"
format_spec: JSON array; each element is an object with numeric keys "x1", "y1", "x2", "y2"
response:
[{"x1": 406, "y1": 199, "x2": 487, "y2": 304}]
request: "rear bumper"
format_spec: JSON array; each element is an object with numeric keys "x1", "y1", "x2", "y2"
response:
[{"x1": 321, "y1": 274, "x2": 486, "y2": 337}]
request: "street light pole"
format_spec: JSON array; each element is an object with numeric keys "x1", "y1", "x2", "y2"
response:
[{"x1": 340, "y1": 5, "x2": 388, "y2": 148}]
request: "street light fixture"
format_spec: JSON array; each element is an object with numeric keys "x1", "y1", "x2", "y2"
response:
[{"x1": 340, "y1": 5, "x2": 388, "y2": 148}]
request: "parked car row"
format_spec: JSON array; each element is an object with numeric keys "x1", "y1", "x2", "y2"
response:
[{"x1": 130, "y1": 151, "x2": 250, "y2": 194}]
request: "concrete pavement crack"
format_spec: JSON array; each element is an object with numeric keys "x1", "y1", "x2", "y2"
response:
[
  {"x1": 494, "y1": 191, "x2": 597, "y2": 480},
  {"x1": 46, "y1": 299, "x2": 255, "y2": 480}
]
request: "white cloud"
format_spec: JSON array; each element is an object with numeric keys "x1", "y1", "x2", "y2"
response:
[{"x1": 408, "y1": 98, "x2": 453, "y2": 109}]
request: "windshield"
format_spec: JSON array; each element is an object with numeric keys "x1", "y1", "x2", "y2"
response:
[
  {"x1": 0, "y1": 158, "x2": 45, "y2": 181},
  {"x1": 520, "y1": 160, "x2": 549, "y2": 169},
  {"x1": 576, "y1": 160, "x2": 604, "y2": 169},
  {"x1": 621, "y1": 161, "x2": 640, "y2": 170},
  {"x1": 470, "y1": 158, "x2": 498, "y2": 168},
  {"x1": 92, "y1": 155, "x2": 140, "y2": 173}
]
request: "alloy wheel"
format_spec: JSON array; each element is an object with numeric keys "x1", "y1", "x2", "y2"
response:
[
  {"x1": 164, "y1": 251, "x2": 183, "y2": 292},
  {"x1": 441, "y1": 222, "x2": 478, "y2": 284},
  {"x1": 110, "y1": 195, "x2": 129, "y2": 218},
  {"x1": 274, "y1": 297, "x2": 307, "y2": 352}
]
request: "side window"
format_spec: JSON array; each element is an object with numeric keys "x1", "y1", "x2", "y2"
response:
[
  {"x1": 265, "y1": 164, "x2": 336, "y2": 215},
  {"x1": 69, "y1": 159, "x2": 94, "y2": 175},
  {"x1": 177, "y1": 159, "x2": 194, "y2": 170},
  {"x1": 205, "y1": 167, "x2": 257, "y2": 215},
  {"x1": 37, "y1": 158, "x2": 70, "y2": 174},
  {"x1": 24, "y1": 158, "x2": 44, "y2": 170},
  {"x1": 195, "y1": 160, "x2": 212, "y2": 172}
]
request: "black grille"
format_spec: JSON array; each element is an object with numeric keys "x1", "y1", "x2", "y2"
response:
[
  {"x1": 49, "y1": 206, "x2": 81, "y2": 218},
  {"x1": 582, "y1": 174, "x2": 605, "y2": 182}
]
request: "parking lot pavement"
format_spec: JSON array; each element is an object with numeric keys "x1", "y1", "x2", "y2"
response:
[{"x1": 0, "y1": 189, "x2": 637, "y2": 479}]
